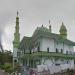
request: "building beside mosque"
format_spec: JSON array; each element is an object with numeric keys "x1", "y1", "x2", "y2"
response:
[{"x1": 13, "y1": 12, "x2": 75, "y2": 74}]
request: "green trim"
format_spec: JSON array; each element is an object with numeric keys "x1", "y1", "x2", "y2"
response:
[
  {"x1": 60, "y1": 22, "x2": 67, "y2": 32},
  {"x1": 13, "y1": 12, "x2": 20, "y2": 48},
  {"x1": 32, "y1": 26, "x2": 75, "y2": 46},
  {"x1": 21, "y1": 52, "x2": 75, "y2": 60},
  {"x1": 19, "y1": 36, "x2": 32, "y2": 50}
]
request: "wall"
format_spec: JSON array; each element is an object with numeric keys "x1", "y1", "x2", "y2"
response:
[
  {"x1": 40, "y1": 38, "x2": 55, "y2": 52},
  {"x1": 13, "y1": 48, "x2": 18, "y2": 58},
  {"x1": 54, "y1": 42, "x2": 63, "y2": 53},
  {"x1": 37, "y1": 58, "x2": 75, "y2": 74},
  {"x1": 54, "y1": 41, "x2": 74, "y2": 54},
  {"x1": 70, "y1": 60, "x2": 74, "y2": 69},
  {"x1": 33, "y1": 37, "x2": 74, "y2": 54}
]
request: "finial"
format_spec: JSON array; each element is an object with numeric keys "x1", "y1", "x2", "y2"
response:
[
  {"x1": 62, "y1": 22, "x2": 64, "y2": 25},
  {"x1": 17, "y1": 11, "x2": 19, "y2": 17},
  {"x1": 49, "y1": 20, "x2": 50, "y2": 25},
  {"x1": 49, "y1": 20, "x2": 52, "y2": 32}
]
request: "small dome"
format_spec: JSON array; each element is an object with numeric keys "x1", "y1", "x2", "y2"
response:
[
  {"x1": 33, "y1": 25, "x2": 50, "y2": 36},
  {"x1": 59, "y1": 22, "x2": 67, "y2": 39},
  {"x1": 60, "y1": 22, "x2": 67, "y2": 32}
]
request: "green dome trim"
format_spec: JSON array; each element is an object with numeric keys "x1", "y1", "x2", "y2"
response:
[
  {"x1": 33, "y1": 25, "x2": 51, "y2": 37},
  {"x1": 59, "y1": 22, "x2": 67, "y2": 39},
  {"x1": 60, "y1": 22, "x2": 67, "y2": 32}
]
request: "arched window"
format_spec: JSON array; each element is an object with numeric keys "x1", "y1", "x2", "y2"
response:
[
  {"x1": 61, "y1": 49, "x2": 63, "y2": 53},
  {"x1": 30, "y1": 50, "x2": 31, "y2": 54},
  {"x1": 67, "y1": 61, "x2": 68, "y2": 64},
  {"x1": 56, "y1": 48, "x2": 58, "y2": 53},
  {"x1": 37, "y1": 46, "x2": 40, "y2": 52},
  {"x1": 66, "y1": 51, "x2": 68, "y2": 54},
  {"x1": 24, "y1": 49, "x2": 25, "y2": 54},
  {"x1": 47, "y1": 47, "x2": 49, "y2": 52}
]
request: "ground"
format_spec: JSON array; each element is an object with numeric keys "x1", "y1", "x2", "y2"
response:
[{"x1": 0, "y1": 70, "x2": 8, "y2": 75}]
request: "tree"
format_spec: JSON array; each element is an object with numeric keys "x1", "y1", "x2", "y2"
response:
[
  {"x1": 0, "y1": 50, "x2": 13, "y2": 65},
  {"x1": 0, "y1": 50, "x2": 13, "y2": 73}
]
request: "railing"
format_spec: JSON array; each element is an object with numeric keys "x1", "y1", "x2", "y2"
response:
[{"x1": 21, "y1": 52, "x2": 75, "y2": 60}]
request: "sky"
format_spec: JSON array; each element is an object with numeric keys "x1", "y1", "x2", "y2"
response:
[{"x1": 0, "y1": 0, "x2": 75, "y2": 51}]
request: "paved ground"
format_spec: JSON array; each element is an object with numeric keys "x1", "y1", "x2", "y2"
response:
[{"x1": 0, "y1": 70, "x2": 8, "y2": 75}]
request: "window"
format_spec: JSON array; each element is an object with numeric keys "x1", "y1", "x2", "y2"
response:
[
  {"x1": 56, "y1": 48, "x2": 58, "y2": 53},
  {"x1": 37, "y1": 46, "x2": 40, "y2": 52},
  {"x1": 24, "y1": 49, "x2": 25, "y2": 54},
  {"x1": 55, "y1": 63, "x2": 60, "y2": 66},
  {"x1": 67, "y1": 61, "x2": 68, "y2": 64},
  {"x1": 74, "y1": 60, "x2": 75, "y2": 64},
  {"x1": 61, "y1": 49, "x2": 63, "y2": 53},
  {"x1": 30, "y1": 50, "x2": 31, "y2": 54},
  {"x1": 66, "y1": 51, "x2": 68, "y2": 54},
  {"x1": 47, "y1": 48, "x2": 49, "y2": 52}
]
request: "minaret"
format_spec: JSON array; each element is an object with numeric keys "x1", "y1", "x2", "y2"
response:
[
  {"x1": 49, "y1": 20, "x2": 52, "y2": 33},
  {"x1": 59, "y1": 22, "x2": 67, "y2": 39},
  {"x1": 13, "y1": 11, "x2": 20, "y2": 68}
]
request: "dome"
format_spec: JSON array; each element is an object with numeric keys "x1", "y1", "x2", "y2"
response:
[
  {"x1": 59, "y1": 22, "x2": 67, "y2": 38},
  {"x1": 33, "y1": 25, "x2": 51, "y2": 36},
  {"x1": 60, "y1": 22, "x2": 67, "y2": 32}
]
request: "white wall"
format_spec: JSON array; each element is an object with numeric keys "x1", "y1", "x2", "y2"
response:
[
  {"x1": 69, "y1": 46, "x2": 74, "y2": 54},
  {"x1": 54, "y1": 41, "x2": 74, "y2": 54},
  {"x1": 35, "y1": 37, "x2": 75, "y2": 74},
  {"x1": 54, "y1": 42, "x2": 63, "y2": 52},
  {"x1": 13, "y1": 48, "x2": 18, "y2": 57},
  {"x1": 63, "y1": 44, "x2": 74, "y2": 54},
  {"x1": 70, "y1": 60, "x2": 74, "y2": 69},
  {"x1": 40, "y1": 38, "x2": 55, "y2": 52},
  {"x1": 41, "y1": 58, "x2": 53, "y2": 66},
  {"x1": 40, "y1": 37, "x2": 74, "y2": 54},
  {"x1": 37, "y1": 59, "x2": 75, "y2": 74},
  {"x1": 63, "y1": 44, "x2": 70, "y2": 54}
]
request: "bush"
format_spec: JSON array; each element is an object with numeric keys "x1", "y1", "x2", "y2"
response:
[{"x1": 2, "y1": 63, "x2": 13, "y2": 74}]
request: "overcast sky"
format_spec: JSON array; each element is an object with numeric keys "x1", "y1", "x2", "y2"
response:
[{"x1": 0, "y1": 0, "x2": 75, "y2": 51}]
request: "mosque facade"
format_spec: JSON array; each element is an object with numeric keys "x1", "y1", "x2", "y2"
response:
[{"x1": 13, "y1": 12, "x2": 75, "y2": 74}]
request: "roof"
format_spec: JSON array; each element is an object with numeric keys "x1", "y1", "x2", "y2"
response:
[
  {"x1": 19, "y1": 36, "x2": 32, "y2": 50},
  {"x1": 19, "y1": 25, "x2": 75, "y2": 50},
  {"x1": 33, "y1": 25, "x2": 51, "y2": 37},
  {"x1": 32, "y1": 26, "x2": 75, "y2": 46}
]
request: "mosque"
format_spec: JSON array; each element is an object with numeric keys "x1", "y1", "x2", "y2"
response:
[{"x1": 13, "y1": 12, "x2": 75, "y2": 74}]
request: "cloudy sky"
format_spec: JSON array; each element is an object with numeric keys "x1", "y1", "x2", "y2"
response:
[{"x1": 0, "y1": 0, "x2": 75, "y2": 51}]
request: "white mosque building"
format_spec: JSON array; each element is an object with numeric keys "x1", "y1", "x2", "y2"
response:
[{"x1": 13, "y1": 12, "x2": 75, "y2": 74}]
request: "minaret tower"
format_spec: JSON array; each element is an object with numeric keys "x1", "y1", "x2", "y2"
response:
[
  {"x1": 13, "y1": 11, "x2": 20, "y2": 68},
  {"x1": 49, "y1": 20, "x2": 52, "y2": 33}
]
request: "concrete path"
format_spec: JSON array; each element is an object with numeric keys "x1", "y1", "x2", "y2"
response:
[{"x1": 0, "y1": 70, "x2": 8, "y2": 75}]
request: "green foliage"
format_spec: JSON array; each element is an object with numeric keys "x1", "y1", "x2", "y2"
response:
[
  {"x1": 0, "y1": 51, "x2": 13, "y2": 73},
  {"x1": 0, "y1": 50, "x2": 13, "y2": 65},
  {"x1": 0, "y1": 63, "x2": 13, "y2": 73}
]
